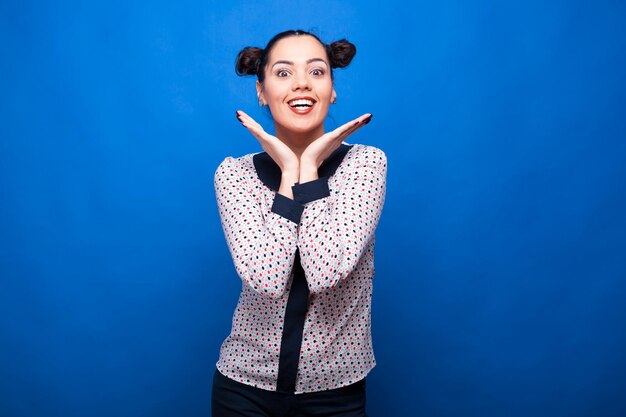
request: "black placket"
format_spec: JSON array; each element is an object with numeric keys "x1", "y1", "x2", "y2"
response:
[{"x1": 276, "y1": 250, "x2": 309, "y2": 393}]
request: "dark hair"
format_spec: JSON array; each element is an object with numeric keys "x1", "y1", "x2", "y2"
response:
[{"x1": 235, "y1": 30, "x2": 357, "y2": 83}]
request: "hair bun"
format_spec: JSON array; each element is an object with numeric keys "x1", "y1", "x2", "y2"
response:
[
  {"x1": 328, "y1": 39, "x2": 357, "y2": 69},
  {"x1": 236, "y1": 47, "x2": 264, "y2": 76}
]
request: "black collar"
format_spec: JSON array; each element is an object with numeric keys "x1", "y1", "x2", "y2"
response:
[{"x1": 253, "y1": 144, "x2": 353, "y2": 191}]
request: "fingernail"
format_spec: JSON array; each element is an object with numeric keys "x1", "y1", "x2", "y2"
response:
[{"x1": 364, "y1": 114, "x2": 373, "y2": 125}]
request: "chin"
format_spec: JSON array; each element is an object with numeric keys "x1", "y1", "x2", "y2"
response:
[
  {"x1": 290, "y1": 122, "x2": 324, "y2": 134},
  {"x1": 277, "y1": 117, "x2": 324, "y2": 134}
]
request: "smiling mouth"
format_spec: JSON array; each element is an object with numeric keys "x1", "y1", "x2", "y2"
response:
[{"x1": 288, "y1": 98, "x2": 315, "y2": 108}]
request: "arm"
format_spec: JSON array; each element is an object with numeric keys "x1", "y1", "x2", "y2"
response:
[
  {"x1": 295, "y1": 146, "x2": 387, "y2": 294},
  {"x1": 214, "y1": 156, "x2": 301, "y2": 298}
]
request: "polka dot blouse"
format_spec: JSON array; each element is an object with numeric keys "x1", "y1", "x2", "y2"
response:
[{"x1": 213, "y1": 143, "x2": 387, "y2": 394}]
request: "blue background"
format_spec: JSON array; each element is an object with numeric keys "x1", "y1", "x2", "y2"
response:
[{"x1": 2, "y1": 1, "x2": 625, "y2": 416}]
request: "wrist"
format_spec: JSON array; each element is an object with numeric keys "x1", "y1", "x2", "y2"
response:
[
  {"x1": 299, "y1": 159, "x2": 319, "y2": 183},
  {"x1": 279, "y1": 173, "x2": 298, "y2": 199},
  {"x1": 281, "y1": 170, "x2": 299, "y2": 185},
  {"x1": 281, "y1": 166, "x2": 300, "y2": 179}
]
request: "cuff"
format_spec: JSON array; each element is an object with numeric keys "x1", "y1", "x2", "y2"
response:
[
  {"x1": 271, "y1": 193, "x2": 305, "y2": 223},
  {"x1": 292, "y1": 177, "x2": 330, "y2": 204}
]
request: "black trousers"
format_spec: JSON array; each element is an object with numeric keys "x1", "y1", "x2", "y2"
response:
[{"x1": 211, "y1": 368, "x2": 368, "y2": 417}]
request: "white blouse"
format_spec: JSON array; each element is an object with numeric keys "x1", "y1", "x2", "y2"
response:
[{"x1": 214, "y1": 143, "x2": 387, "y2": 393}]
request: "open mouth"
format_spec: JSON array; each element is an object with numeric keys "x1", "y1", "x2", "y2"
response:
[{"x1": 288, "y1": 98, "x2": 315, "y2": 109}]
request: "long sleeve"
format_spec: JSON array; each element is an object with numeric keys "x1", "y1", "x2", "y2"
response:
[
  {"x1": 214, "y1": 156, "x2": 299, "y2": 298},
  {"x1": 215, "y1": 145, "x2": 382, "y2": 393},
  {"x1": 295, "y1": 146, "x2": 387, "y2": 294}
]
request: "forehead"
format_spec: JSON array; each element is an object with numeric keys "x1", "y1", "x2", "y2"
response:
[{"x1": 267, "y1": 36, "x2": 328, "y2": 64}]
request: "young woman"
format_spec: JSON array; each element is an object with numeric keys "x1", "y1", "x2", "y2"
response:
[{"x1": 212, "y1": 29, "x2": 387, "y2": 417}]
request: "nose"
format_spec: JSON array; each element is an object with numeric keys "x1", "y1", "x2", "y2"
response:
[{"x1": 291, "y1": 71, "x2": 311, "y2": 91}]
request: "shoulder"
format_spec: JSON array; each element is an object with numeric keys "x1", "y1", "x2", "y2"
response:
[
  {"x1": 214, "y1": 152, "x2": 259, "y2": 182},
  {"x1": 345, "y1": 143, "x2": 387, "y2": 170}
]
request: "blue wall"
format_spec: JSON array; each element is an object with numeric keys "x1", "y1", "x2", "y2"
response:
[{"x1": 2, "y1": 1, "x2": 625, "y2": 416}]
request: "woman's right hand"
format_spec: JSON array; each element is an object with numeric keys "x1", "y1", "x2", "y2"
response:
[
  {"x1": 236, "y1": 110, "x2": 299, "y2": 199},
  {"x1": 236, "y1": 110, "x2": 299, "y2": 173}
]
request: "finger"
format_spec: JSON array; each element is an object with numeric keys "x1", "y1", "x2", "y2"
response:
[
  {"x1": 335, "y1": 124, "x2": 361, "y2": 143},
  {"x1": 236, "y1": 110, "x2": 268, "y2": 139},
  {"x1": 336, "y1": 116, "x2": 366, "y2": 138},
  {"x1": 236, "y1": 110, "x2": 261, "y2": 129},
  {"x1": 350, "y1": 113, "x2": 372, "y2": 128},
  {"x1": 334, "y1": 114, "x2": 372, "y2": 142},
  {"x1": 236, "y1": 110, "x2": 264, "y2": 130},
  {"x1": 334, "y1": 118, "x2": 361, "y2": 135},
  {"x1": 331, "y1": 113, "x2": 372, "y2": 139}
]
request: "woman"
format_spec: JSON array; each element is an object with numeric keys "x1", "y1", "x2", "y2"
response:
[{"x1": 212, "y1": 29, "x2": 387, "y2": 417}]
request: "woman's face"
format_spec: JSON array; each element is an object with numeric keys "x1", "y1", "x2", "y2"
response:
[{"x1": 257, "y1": 35, "x2": 336, "y2": 137}]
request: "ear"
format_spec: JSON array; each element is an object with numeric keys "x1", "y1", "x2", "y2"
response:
[
  {"x1": 256, "y1": 81, "x2": 266, "y2": 105},
  {"x1": 331, "y1": 87, "x2": 337, "y2": 104}
]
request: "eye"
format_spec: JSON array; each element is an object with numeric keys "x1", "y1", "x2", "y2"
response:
[
  {"x1": 276, "y1": 69, "x2": 290, "y2": 77},
  {"x1": 311, "y1": 68, "x2": 325, "y2": 76}
]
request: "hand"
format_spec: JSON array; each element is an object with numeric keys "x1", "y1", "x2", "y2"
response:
[
  {"x1": 236, "y1": 110, "x2": 299, "y2": 199},
  {"x1": 299, "y1": 113, "x2": 372, "y2": 182},
  {"x1": 236, "y1": 110, "x2": 299, "y2": 173}
]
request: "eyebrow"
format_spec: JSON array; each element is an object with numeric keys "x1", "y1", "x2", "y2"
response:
[{"x1": 271, "y1": 58, "x2": 328, "y2": 68}]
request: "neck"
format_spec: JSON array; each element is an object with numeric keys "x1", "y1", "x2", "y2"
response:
[{"x1": 274, "y1": 124, "x2": 325, "y2": 158}]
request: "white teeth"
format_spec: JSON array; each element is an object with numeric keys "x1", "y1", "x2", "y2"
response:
[{"x1": 289, "y1": 99, "x2": 314, "y2": 107}]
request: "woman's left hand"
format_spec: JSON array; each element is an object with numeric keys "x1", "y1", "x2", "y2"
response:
[{"x1": 300, "y1": 113, "x2": 372, "y2": 181}]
